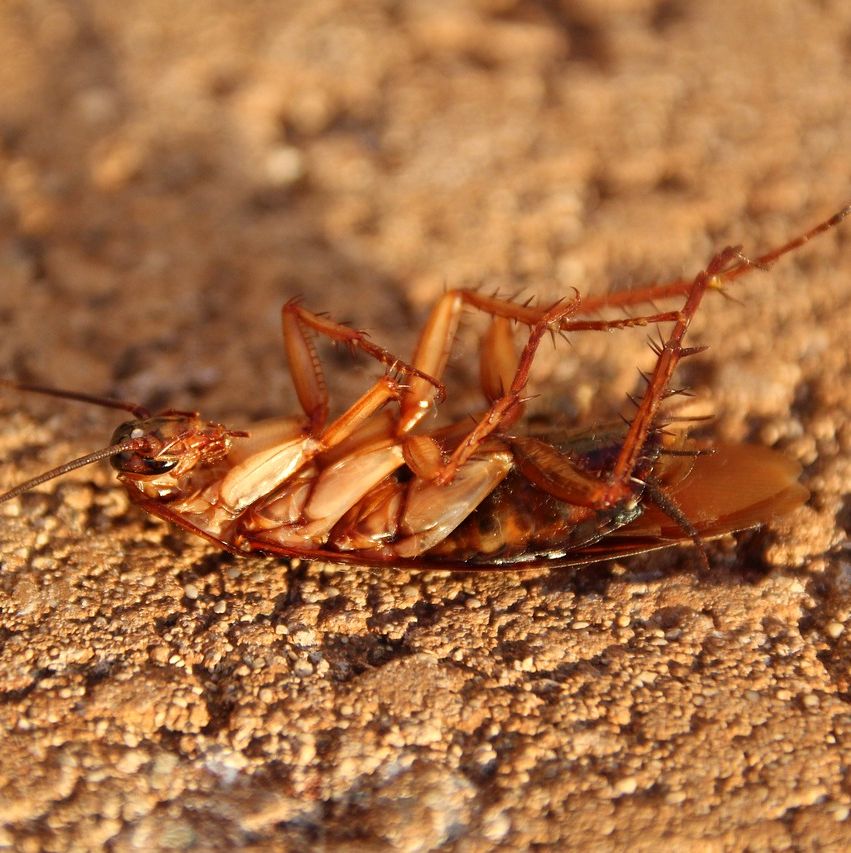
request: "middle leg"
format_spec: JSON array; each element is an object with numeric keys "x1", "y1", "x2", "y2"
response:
[
  {"x1": 282, "y1": 299, "x2": 445, "y2": 434},
  {"x1": 398, "y1": 288, "x2": 683, "y2": 432}
]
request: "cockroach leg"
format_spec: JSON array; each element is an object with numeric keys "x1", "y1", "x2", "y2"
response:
[
  {"x1": 317, "y1": 376, "x2": 402, "y2": 448},
  {"x1": 217, "y1": 376, "x2": 405, "y2": 514},
  {"x1": 479, "y1": 316, "x2": 517, "y2": 404},
  {"x1": 577, "y1": 281, "x2": 694, "y2": 314},
  {"x1": 593, "y1": 247, "x2": 740, "y2": 509},
  {"x1": 591, "y1": 203, "x2": 851, "y2": 514},
  {"x1": 641, "y1": 475, "x2": 709, "y2": 567},
  {"x1": 281, "y1": 300, "x2": 445, "y2": 434},
  {"x1": 402, "y1": 290, "x2": 692, "y2": 485},
  {"x1": 433, "y1": 299, "x2": 580, "y2": 485},
  {"x1": 398, "y1": 288, "x2": 682, "y2": 433},
  {"x1": 576, "y1": 202, "x2": 851, "y2": 314}
]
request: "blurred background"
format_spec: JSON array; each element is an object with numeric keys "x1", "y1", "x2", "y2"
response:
[{"x1": 1, "y1": 0, "x2": 848, "y2": 433}]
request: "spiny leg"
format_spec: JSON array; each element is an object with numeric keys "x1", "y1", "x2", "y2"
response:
[
  {"x1": 399, "y1": 288, "x2": 683, "y2": 432},
  {"x1": 574, "y1": 203, "x2": 851, "y2": 315},
  {"x1": 412, "y1": 287, "x2": 672, "y2": 487},
  {"x1": 319, "y1": 376, "x2": 402, "y2": 448},
  {"x1": 576, "y1": 280, "x2": 693, "y2": 314},
  {"x1": 431, "y1": 299, "x2": 582, "y2": 486},
  {"x1": 281, "y1": 300, "x2": 445, "y2": 434},
  {"x1": 591, "y1": 203, "x2": 851, "y2": 512},
  {"x1": 589, "y1": 247, "x2": 739, "y2": 511}
]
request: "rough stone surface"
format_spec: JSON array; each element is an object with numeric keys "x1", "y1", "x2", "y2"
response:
[{"x1": 1, "y1": 1, "x2": 850, "y2": 850}]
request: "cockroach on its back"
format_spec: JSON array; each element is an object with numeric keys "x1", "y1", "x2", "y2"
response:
[{"x1": 2, "y1": 205, "x2": 848, "y2": 569}]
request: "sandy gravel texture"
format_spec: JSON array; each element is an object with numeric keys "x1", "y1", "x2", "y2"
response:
[{"x1": 1, "y1": 1, "x2": 850, "y2": 850}]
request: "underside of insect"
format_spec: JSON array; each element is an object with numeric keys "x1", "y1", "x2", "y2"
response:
[{"x1": 2, "y1": 204, "x2": 848, "y2": 570}]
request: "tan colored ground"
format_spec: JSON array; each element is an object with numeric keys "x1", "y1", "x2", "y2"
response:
[{"x1": 1, "y1": 1, "x2": 850, "y2": 850}]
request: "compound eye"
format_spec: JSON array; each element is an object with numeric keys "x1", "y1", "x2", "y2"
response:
[
  {"x1": 110, "y1": 451, "x2": 178, "y2": 475},
  {"x1": 140, "y1": 457, "x2": 178, "y2": 474},
  {"x1": 141, "y1": 456, "x2": 177, "y2": 474}
]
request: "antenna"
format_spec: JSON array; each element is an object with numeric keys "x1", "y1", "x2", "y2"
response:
[
  {"x1": 1, "y1": 380, "x2": 150, "y2": 419},
  {"x1": 0, "y1": 438, "x2": 143, "y2": 505}
]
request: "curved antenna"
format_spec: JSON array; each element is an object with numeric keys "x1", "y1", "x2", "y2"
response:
[
  {"x1": 0, "y1": 438, "x2": 142, "y2": 505},
  {"x1": 1, "y1": 380, "x2": 150, "y2": 419}
]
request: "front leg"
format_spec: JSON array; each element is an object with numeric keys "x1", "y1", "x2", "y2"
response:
[
  {"x1": 281, "y1": 300, "x2": 444, "y2": 434},
  {"x1": 219, "y1": 375, "x2": 406, "y2": 514}
]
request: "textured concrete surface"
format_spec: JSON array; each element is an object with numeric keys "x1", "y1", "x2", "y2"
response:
[{"x1": 1, "y1": 1, "x2": 850, "y2": 850}]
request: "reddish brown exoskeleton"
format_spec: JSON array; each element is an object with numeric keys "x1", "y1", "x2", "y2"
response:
[{"x1": 2, "y1": 205, "x2": 848, "y2": 569}]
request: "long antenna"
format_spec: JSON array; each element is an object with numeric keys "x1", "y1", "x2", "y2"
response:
[
  {"x1": 0, "y1": 439, "x2": 143, "y2": 505},
  {"x1": 0, "y1": 380, "x2": 150, "y2": 419}
]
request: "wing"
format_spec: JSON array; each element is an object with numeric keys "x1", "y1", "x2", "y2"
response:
[{"x1": 612, "y1": 443, "x2": 808, "y2": 540}]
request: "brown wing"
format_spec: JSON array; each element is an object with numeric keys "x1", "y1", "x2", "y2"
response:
[{"x1": 612, "y1": 443, "x2": 808, "y2": 540}]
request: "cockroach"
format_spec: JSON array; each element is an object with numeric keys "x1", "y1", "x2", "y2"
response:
[{"x1": 1, "y1": 205, "x2": 848, "y2": 569}]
